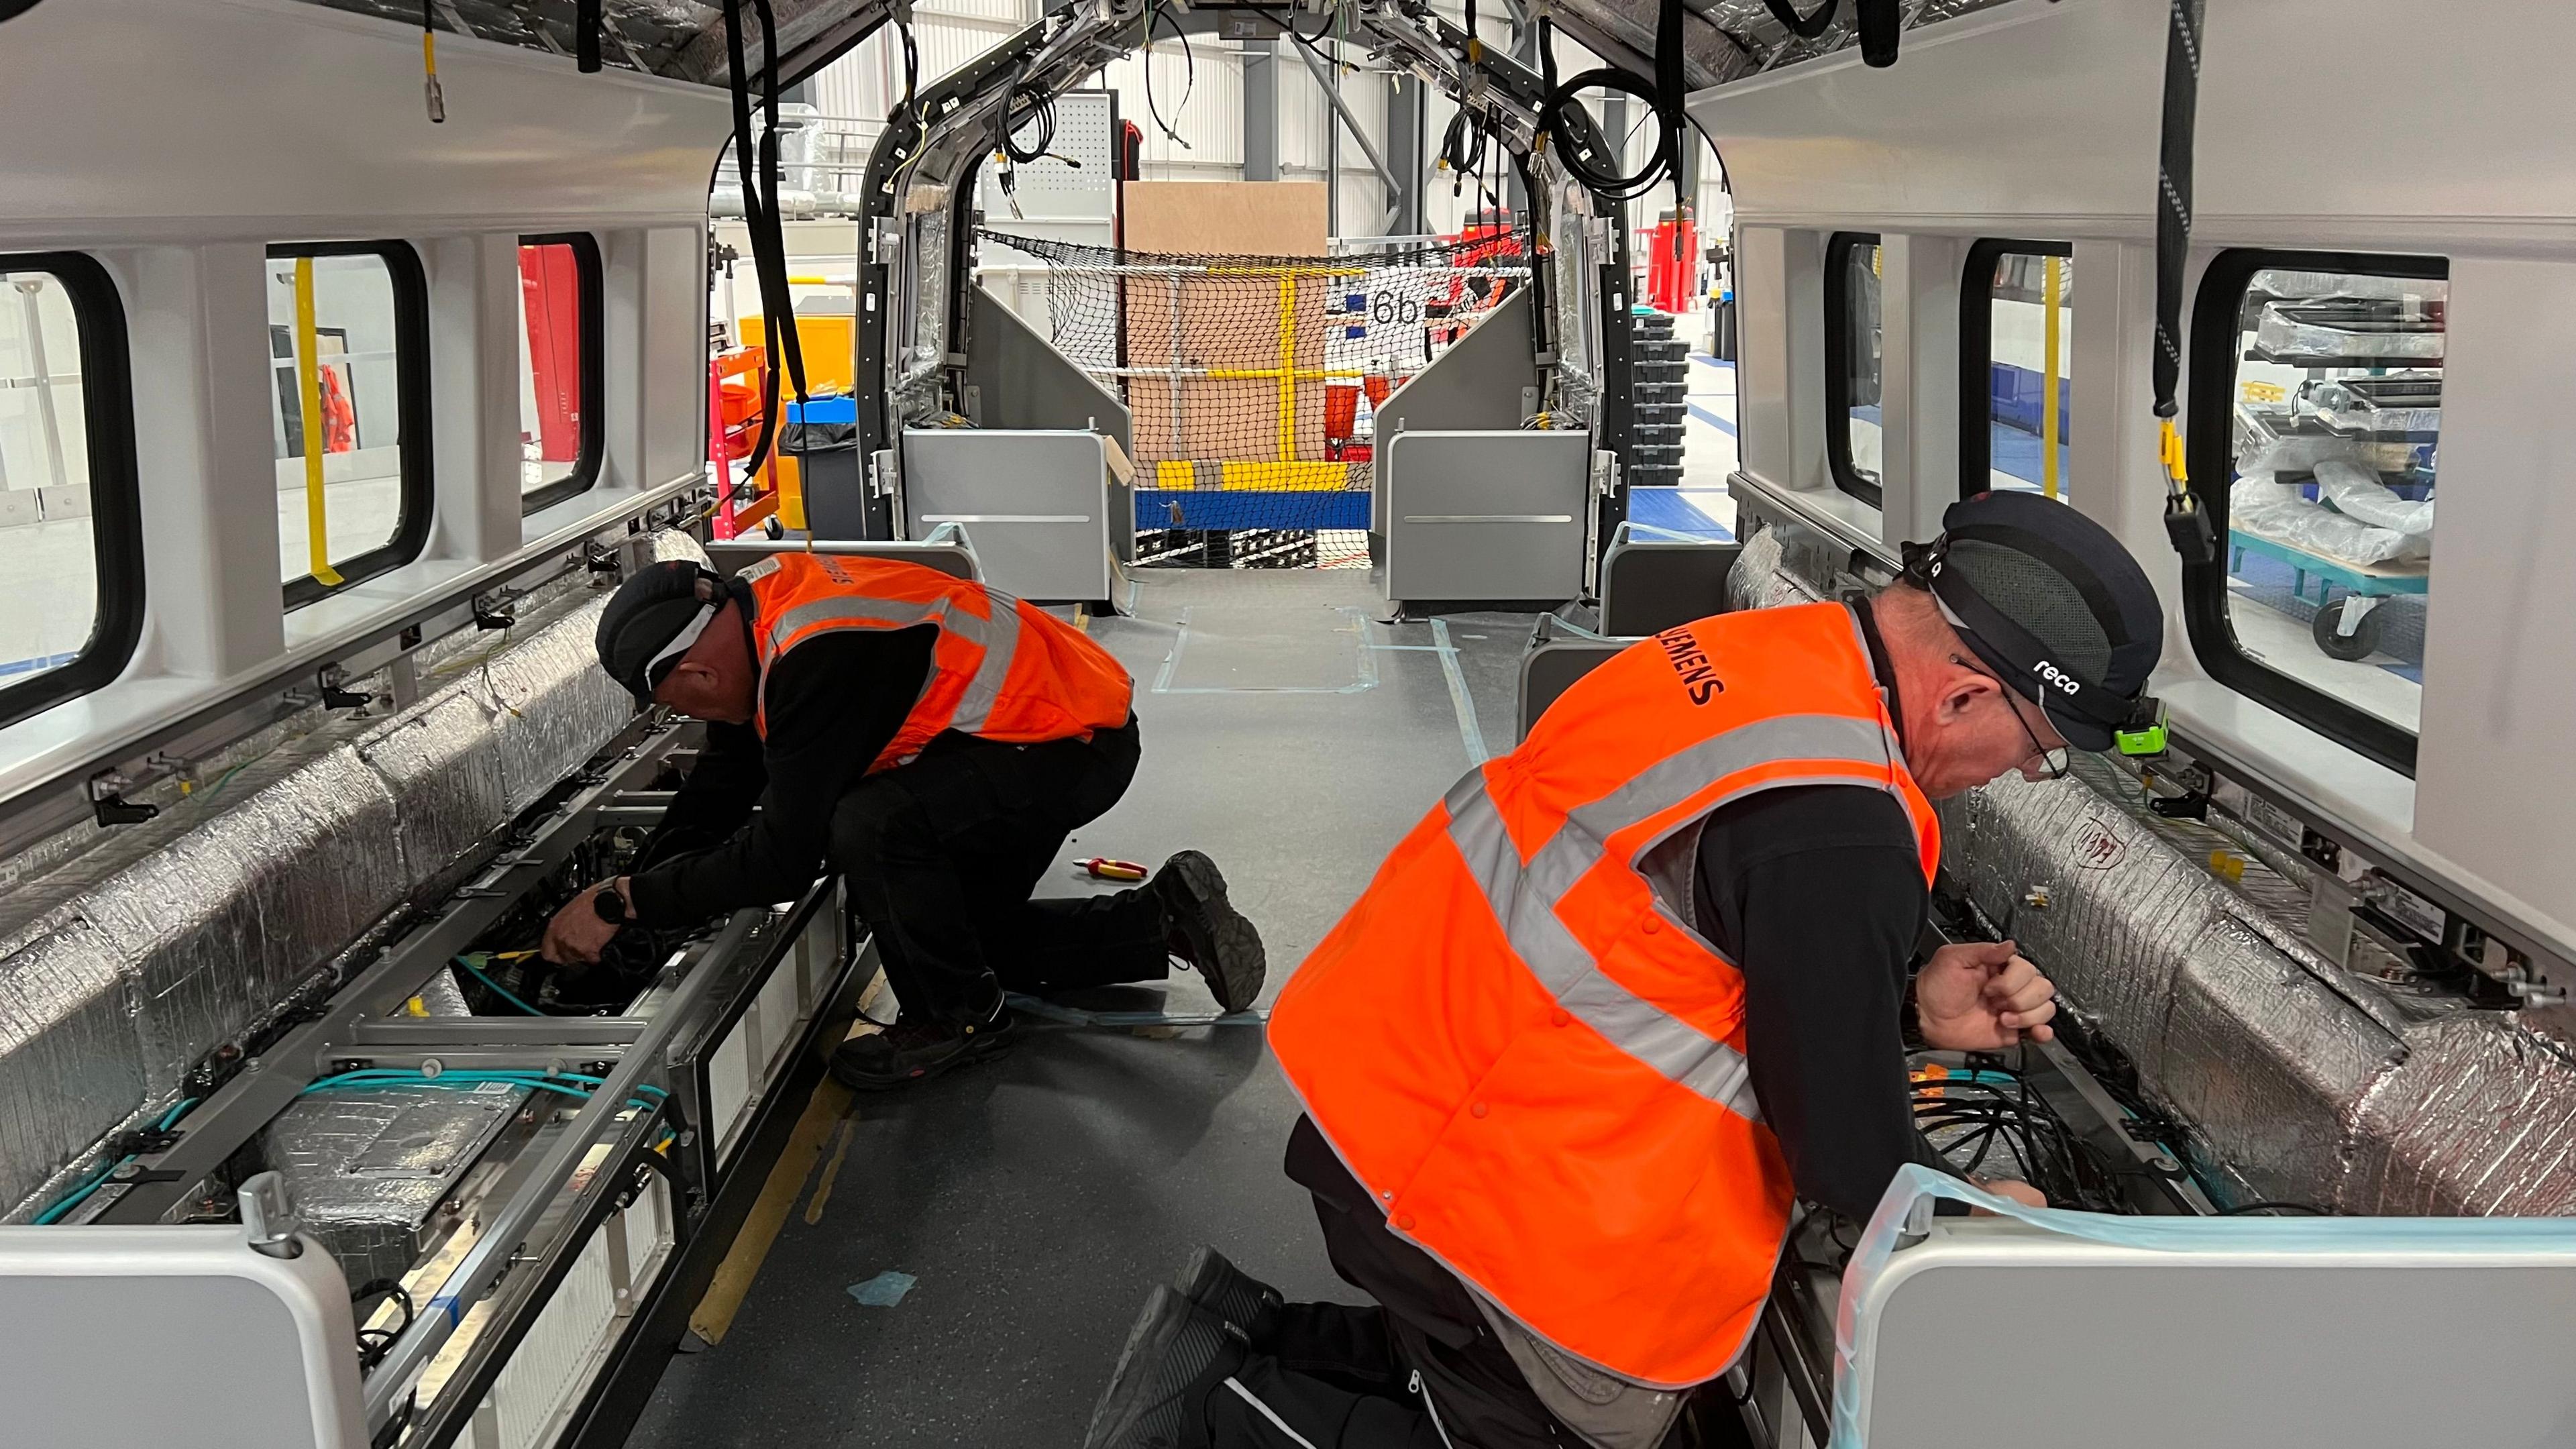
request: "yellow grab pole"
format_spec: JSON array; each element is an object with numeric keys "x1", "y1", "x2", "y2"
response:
[
  {"x1": 2041, "y1": 256, "x2": 2063, "y2": 501},
  {"x1": 294, "y1": 258, "x2": 344, "y2": 587}
]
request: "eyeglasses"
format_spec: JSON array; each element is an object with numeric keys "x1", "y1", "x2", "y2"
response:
[{"x1": 1953, "y1": 655, "x2": 2070, "y2": 780}]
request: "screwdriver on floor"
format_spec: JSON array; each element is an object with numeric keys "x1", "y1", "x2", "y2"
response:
[{"x1": 1075, "y1": 856, "x2": 1148, "y2": 881}]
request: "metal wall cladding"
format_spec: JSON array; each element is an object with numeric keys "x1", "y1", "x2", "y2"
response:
[
  {"x1": 477, "y1": 599, "x2": 637, "y2": 814},
  {"x1": 266, "y1": 1081, "x2": 529, "y2": 1288},
  {"x1": 2158, "y1": 918, "x2": 2403, "y2": 1206},
  {"x1": 1939, "y1": 771, "x2": 2233, "y2": 1061},
  {"x1": 2345, "y1": 1015, "x2": 2576, "y2": 1217},
  {"x1": 0, "y1": 916, "x2": 146, "y2": 1212}
]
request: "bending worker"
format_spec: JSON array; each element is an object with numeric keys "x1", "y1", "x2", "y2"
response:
[
  {"x1": 1084, "y1": 492, "x2": 2165, "y2": 1448},
  {"x1": 543, "y1": 550, "x2": 1267, "y2": 1089}
]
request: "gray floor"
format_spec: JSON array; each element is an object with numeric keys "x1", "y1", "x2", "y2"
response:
[{"x1": 626, "y1": 568, "x2": 1538, "y2": 1448}]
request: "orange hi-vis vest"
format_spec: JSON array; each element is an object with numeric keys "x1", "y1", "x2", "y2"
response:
[
  {"x1": 1269, "y1": 601, "x2": 1941, "y2": 1389},
  {"x1": 739, "y1": 552, "x2": 1133, "y2": 773}
]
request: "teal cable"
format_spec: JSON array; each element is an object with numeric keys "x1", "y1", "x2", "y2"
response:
[
  {"x1": 35, "y1": 1096, "x2": 200, "y2": 1225},
  {"x1": 453, "y1": 956, "x2": 543, "y2": 1016}
]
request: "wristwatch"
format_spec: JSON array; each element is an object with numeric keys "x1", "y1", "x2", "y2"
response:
[{"x1": 591, "y1": 883, "x2": 631, "y2": 926}]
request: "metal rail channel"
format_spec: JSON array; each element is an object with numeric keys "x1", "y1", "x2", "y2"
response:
[
  {"x1": 85, "y1": 727, "x2": 688, "y2": 1226},
  {"x1": 364, "y1": 906, "x2": 766, "y2": 1431}
]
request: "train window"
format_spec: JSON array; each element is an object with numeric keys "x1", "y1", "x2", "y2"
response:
[
  {"x1": 2185, "y1": 249, "x2": 2445, "y2": 775},
  {"x1": 0, "y1": 254, "x2": 143, "y2": 731},
  {"x1": 268, "y1": 241, "x2": 431, "y2": 607},
  {"x1": 1822, "y1": 233, "x2": 1886, "y2": 509},
  {"x1": 517, "y1": 233, "x2": 603, "y2": 515},
  {"x1": 1961, "y1": 240, "x2": 2074, "y2": 501}
]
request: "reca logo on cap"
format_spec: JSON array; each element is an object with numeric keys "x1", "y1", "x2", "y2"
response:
[{"x1": 2031, "y1": 659, "x2": 2080, "y2": 695}]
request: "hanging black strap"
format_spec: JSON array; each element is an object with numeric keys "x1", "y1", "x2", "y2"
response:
[
  {"x1": 576, "y1": 0, "x2": 602, "y2": 72},
  {"x1": 2153, "y1": 0, "x2": 2214, "y2": 564}
]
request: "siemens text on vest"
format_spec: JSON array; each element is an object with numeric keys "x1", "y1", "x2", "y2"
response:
[{"x1": 1654, "y1": 627, "x2": 1725, "y2": 705}]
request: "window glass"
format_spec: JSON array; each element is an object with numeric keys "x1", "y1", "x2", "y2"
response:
[
  {"x1": 1974, "y1": 246, "x2": 2074, "y2": 500},
  {"x1": 517, "y1": 234, "x2": 600, "y2": 512},
  {"x1": 268, "y1": 247, "x2": 418, "y2": 593},
  {"x1": 1, "y1": 268, "x2": 100, "y2": 685},
  {"x1": 0, "y1": 254, "x2": 142, "y2": 730},
  {"x1": 1825, "y1": 234, "x2": 1884, "y2": 507},
  {"x1": 2220, "y1": 262, "x2": 2441, "y2": 741}
]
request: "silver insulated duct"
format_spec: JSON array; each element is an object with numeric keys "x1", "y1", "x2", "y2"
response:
[
  {"x1": 0, "y1": 532, "x2": 706, "y2": 1218},
  {"x1": 1730, "y1": 515, "x2": 2576, "y2": 1217}
]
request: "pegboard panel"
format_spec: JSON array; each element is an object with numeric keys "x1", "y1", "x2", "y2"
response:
[{"x1": 981, "y1": 89, "x2": 1117, "y2": 249}]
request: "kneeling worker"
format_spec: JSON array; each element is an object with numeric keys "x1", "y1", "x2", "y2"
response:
[
  {"x1": 1085, "y1": 492, "x2": 2165, "y2": 1448},
  {"x1": 544, "y1": 551, "x2": 1267, "y2": 1088}
]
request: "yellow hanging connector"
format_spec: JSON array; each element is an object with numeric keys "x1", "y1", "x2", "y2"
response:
[
  {"x1": 2158, "y1": 416, "x2": 2190, "y2": 488},
  {"x1": 423, "y1": 2, "x2": 446, "y2": 123},
  {"x1": 293, "y1": 258, "x2": 345, "y2": 588}
]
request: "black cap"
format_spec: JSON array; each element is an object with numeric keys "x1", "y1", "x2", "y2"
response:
[
  {"x1": 1902, "y1": 492, "x2": 2163, "y2": 752},
  {"x1": 596, "y1": 561, "x2": 724, "y2": 704}
]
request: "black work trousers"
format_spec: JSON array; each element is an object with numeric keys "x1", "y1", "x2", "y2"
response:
[
  {"x1": 1197, "y1": 1122, "x2": 1752, "y2": 1449},
  {"x1": 828, "y1": 718, "x2": 1169, "y2": 1024}
]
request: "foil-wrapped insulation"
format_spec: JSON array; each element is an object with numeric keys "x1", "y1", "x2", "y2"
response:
[
  {"x1": 264, "y1": 1081, "x2": 529, "y2": 1288},
  {"x1": 0, "y1": 530, "x2": 694, "y2": 1218},
  {"x1": 645, "y1": 529, "x2": 713, "y2": 567},
  {"x1": 1723, "y1": 523, "x2": 1829, "y2": 612},
  {"x1": 2345, "y1": 1017, "x2": 2576, "y2": 1216},
  {"x1": 0, "y1": 916, "x2": 146, "y2": 1213},
  {"x1": 2159, "y1": 919, "x2": 2402, "y2": 1207},
  {"x1": 1938, "y1": 772, "x2": 2229, "y2": 1062}
]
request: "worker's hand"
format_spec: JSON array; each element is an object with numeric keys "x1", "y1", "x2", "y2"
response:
[
  {"x1": 541, "y1": 880, "x2": 629, "y2": 967},
  {"x1": 1916, "y1": 940, "x2": 2056, "y2": 1051},
  {"x1": 1972, "y1": 1179, "x2": 2048, "y2": 1214}
]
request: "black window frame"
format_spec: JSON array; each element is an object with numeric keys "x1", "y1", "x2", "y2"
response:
[
  {"x1": 0, "y1": 252, "x2": 145, "y2": 733},
  {"x1": 2184, "y1": 246, "x2": 2447, "y2": 778},
  {"x1": 515, "y1": 231, "x2": 605, "y2": 517},
  {"x1": 270, "y1": 239, "x2": 433, "y2": 610},
  {"x1": 1822, "y1": 231, "x2": 1885, "y2": 509},
  {"x1": 1959, "y1": 237, "x2": 2075, "y2": 501}
]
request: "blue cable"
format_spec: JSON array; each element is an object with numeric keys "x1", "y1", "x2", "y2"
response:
[{"x1": 453, "y1": 956, "x2": 543, "y2": 1016}]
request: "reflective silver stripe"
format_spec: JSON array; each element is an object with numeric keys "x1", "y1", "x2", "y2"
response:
[
  {"x1": 949, "y1": 600, "x2": 1022, "y2": 733},
  {"x1": 1440, "y1": 714, "x2": 1908, "y2": 1124},
  {"x1": 764, "y1": 586, "x2": 1026, "y2": 733}
]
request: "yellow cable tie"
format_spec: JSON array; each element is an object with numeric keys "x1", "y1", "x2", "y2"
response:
[{"x1": 2158, "y1": 417, "x2": 2190, "y2": 489}]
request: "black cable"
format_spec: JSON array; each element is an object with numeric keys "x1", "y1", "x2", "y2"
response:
[
  {"x1": 1532, "y1": 15, "x2": 1676, "y2": 205},
  {"x1": 2152, "y1": 0, "x2": 2214, "y2": 561},
  {"x1": 2218, "y1": 1201, "x2": 2332, "y2": 1216},
  {"x1": 1000, "y1": 67, "x2": 1057, "y2": 165},
  {"x1": 1142, "y1": 2, "x2": 1195, "y2": 150}
]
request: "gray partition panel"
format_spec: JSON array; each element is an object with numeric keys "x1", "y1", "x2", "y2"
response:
[
  {"x1": 1517, "y1": 638, "x2": 1629, "y2": 741},
  {"x1": 1382, "y1": 430, "x2": 1591, "y2": 606},
  {"x1": 965, "y1": 285, "x2": 1135, "y2": 563},
  {"x1": 1371, "y1": 288, "x2": 1540, "y2": 543},
  {"x1": 1847, "y1": 1222, "x2": 2576, "y2": 1449},
  {"x1": 706, "y1": 537, "x2": 981, "y2": 582},
  {"x1": 902, "y1": 429, "x2": 1113, "y2": 602},
  {"x1": 1599, "y1": 530, "x2": 1741, "y2": 637}
]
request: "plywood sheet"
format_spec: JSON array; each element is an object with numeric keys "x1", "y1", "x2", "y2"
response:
[{"x1": 1122, "y1": 182, "x2": 1329, "y2": 256}]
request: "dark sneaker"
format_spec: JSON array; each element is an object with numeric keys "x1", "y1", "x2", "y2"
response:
[
  {"x1": 828, "y1": 1008, "x2": 1014, "y2": 1091},
  {"x1": 1083, "y1": 1285, "x2": 1242, "y2": 1449},
  {"x1": 1172, "y1": 1245, "x2": 1281, "y2": 1342},
  {"x1": 1152, "y1": 851, "x2": 1267, "y2": 1014}
]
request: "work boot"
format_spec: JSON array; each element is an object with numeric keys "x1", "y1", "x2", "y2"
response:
[
  {"x1": 828, "y1": 1006, "x2": 1014, "y2": 1091},
  {"x1": 1083, "y1": 1285, "x2": 1243, "y2": 1449},
  {"x1": 1152, "y1": 851, "x2": 1267, "y2": 1014},
  {"x1": 1172, "y1": 1245, "x2": 1282, "y2": 1342}
]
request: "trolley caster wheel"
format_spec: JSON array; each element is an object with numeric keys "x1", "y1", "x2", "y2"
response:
[
  {"x1": 763, "y1": 516, "x2": 786, "y2": 540},
  {"x1": 2312, "y1": 598, "x2": 2381, "y2": 661}
]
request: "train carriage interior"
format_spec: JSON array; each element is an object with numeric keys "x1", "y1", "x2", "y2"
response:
[{"x1": 5, "y1": 0, "x2": 2576, "y2": 1445}]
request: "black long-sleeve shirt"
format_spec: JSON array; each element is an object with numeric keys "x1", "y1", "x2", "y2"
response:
[
  {"x1": 1693, "y1": 784, "x2": 1961, "y2": 1223},
  {"x1": 627, "y1": 627, "x2": 937, "y2": 925}
]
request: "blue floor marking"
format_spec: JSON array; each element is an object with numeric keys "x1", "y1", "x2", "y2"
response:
[
  {"x1": 1686, "y1": 401, "x2": 1737, "y2": 437},
  {"x1": 1626, "y1": 488, "x2": 1734, "y2": 541}
]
